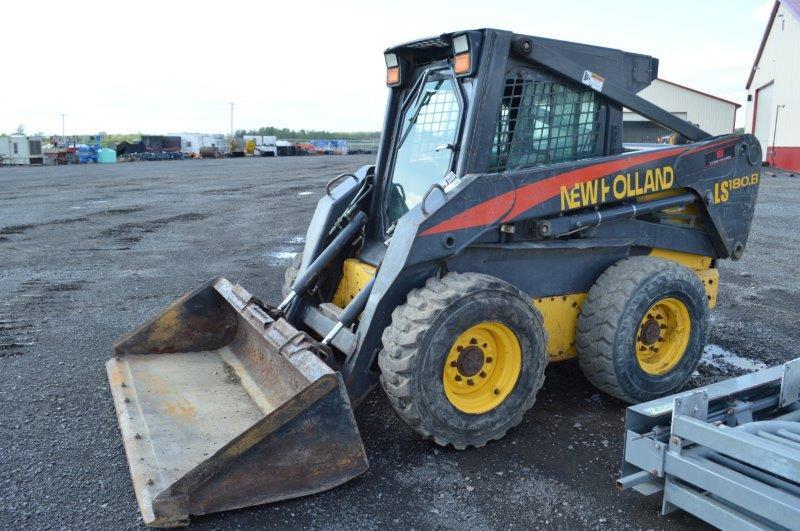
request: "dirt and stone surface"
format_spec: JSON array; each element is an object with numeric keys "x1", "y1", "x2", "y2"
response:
[{"x1": 0, "y1": 157, "x2": 797, "y2": 529}]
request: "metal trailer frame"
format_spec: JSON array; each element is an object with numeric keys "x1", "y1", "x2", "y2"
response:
[{"x1": 618, "y1": 358, "x2": 800, "y2": 529}]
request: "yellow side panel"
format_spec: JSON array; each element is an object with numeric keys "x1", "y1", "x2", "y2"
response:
[
  {"x1": 649, "y1": 248, "x2": 712, "y2": 270},
  {"x1": 695, "y1": 268, "x2": 719, "y2": 309},
  {"x1": 532, "y1": 293, "x2": 587, "y2": 362},
  {"x1": 649, "y1": 249, "x2": 718, "y2": 309},
  {"x1": 532, "y1": 253, "x2": 718, "y2": 363},
  {"x1": 332, "y1": 259, "x2": 377, "y2": 309}
]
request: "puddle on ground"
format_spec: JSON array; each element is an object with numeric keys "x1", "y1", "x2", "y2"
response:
[
  {"x1": 265, "y1": 250, "x2": 297, "y2": 265},
  {"x1": 264, "y1": 236, "x2": 304, "y2": 265},
  {"x1": 701, "y1": 344, "x2": 768, "y2": 372}
]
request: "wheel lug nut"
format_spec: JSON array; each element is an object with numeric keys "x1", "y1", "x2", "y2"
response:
[
  {"x1": 470, "y1": 338, "x2": 477, "y2": 345},
  {"x1": 455, "y1": 375, "x2": 462, "y2": 381},
  {"x1": 486, "y1": 357, "x2": 493, "y2": 363},
  {"x1": 467, "y1": 379, "x2": 474, "y2": 386},
  {"x1": 457, "y1": 346, "x2": 463, "y2": 352},
  {"x1": 450, "y1": 361, "x2": 457, "y2": 367},
  {"x1": 479, "y1": 371, "x2": 486, "y2": 378},
  {"x1": 493, "y1": 388, "x2": 500, "y2": 395},
  {"x1": 482, "y1": 343, "x2": 487, "y2": 348}
]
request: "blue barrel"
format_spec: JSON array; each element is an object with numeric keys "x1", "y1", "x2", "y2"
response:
[{"x1": 97, "y1": 148, "x2": 117, "y2": 163}]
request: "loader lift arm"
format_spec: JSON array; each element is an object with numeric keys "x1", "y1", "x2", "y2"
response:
[{"x1": 514, "y1": 36, "x2": 712, "y2": 142}]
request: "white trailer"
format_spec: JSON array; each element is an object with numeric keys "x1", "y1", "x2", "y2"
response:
[
  {"x1": 0, "y1": 135, "x2": 43, "y2": 165},
  {"x1": 176, "y1": 133, "x2": 202, "y2": 156},
  {"x1": 174, "y1": 133, "x2": 228, "y2": 156}
]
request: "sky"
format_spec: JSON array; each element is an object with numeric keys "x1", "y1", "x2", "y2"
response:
[{"x1": 1, "y1": 0, "x2": 774, "y2": 136}]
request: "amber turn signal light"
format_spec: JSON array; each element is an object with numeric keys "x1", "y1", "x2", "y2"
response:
[
  {"x1": 454, "y1": 52, "x2": 471, "y2": 75},
  {"x1": 386, "y1": 66, "x2": 400, "y2": 86}
]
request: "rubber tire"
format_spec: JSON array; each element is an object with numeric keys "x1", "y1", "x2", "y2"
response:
[
  {"x1": 576, "y1": 257, "x2": 709, "y2": 404},
  {"x1": 281, "y1": 252, "x2": 303, "y2": 298},
  {"x1": 378, "y1": 272, "x2": 548, "y2": 449}
]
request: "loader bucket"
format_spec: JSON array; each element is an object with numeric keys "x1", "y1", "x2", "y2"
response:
[{"x1": 106, "y1": 278, "x2": 368, "y2": 527}]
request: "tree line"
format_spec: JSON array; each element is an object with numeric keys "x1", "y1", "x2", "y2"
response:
[{"x1": 239, "y1": 126, "x2": 380, "y2": 140}]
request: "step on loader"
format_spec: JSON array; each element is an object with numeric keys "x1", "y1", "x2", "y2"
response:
[{"x1": 108, "y1": 29, "x2": 763, "y2": 526}]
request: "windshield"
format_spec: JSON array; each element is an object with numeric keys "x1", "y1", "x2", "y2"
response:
[{"x1": 386, "y1": 75, "x2": 460, "y2": 225}]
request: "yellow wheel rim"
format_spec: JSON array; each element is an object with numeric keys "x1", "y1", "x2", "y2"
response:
[
  {"x1": 442, "y1": 321, "x2": 521, "y2": 414},
  {"x1": 635, "y1": 297, "x2": 691, "y2": 376}
]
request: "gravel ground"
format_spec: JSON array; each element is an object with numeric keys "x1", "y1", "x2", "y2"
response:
[{"x1": 0, "y1": 157, "x2": 797, "y2": 529}]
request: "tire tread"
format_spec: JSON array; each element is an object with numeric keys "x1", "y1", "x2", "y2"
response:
[
  {"x1": 576, "y1": 256, "x2": 707, "y2": 403},
  {"x1": 378, "y1": 272, "x2": 546, "y2": 449}
]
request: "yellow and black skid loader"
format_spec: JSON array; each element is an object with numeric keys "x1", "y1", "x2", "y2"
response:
[{"x1": 107, "y1": 29, "x2": 762, "y2": 526}]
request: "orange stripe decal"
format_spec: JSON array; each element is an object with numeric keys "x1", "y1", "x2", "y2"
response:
[{"x1": 420, "y1": 145, "x2": 691, "y2": 236}]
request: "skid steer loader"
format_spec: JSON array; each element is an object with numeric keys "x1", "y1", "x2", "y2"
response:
[{"x1": 108, "y1": 29, "x2": 762, "y2": 526}]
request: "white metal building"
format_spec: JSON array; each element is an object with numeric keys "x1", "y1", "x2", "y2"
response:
[
  {"x1": 745, "y1": 0, "x2": 800, "y2": 171},
  {"x1": 623, "y1": 79, "x2": 740, "y2": 143}
]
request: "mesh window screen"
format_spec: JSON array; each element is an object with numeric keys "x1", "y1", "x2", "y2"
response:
[
  {"x1": 490, "y1": 76, "x2": 599, "y2": 172},
  {"x1": 400, "y1": 82, "x2": 460, "y2": 165},
  {"x1": 386, "y1": 78, "x2": 461, "y2": 224}
]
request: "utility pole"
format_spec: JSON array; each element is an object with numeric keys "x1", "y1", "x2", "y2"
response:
[
  {"x1": 61, "y1": 113, "x2": 66, "y2": 148},
  {"x1": 229, "y1": 102, "x2": 234, "y2": 138}
]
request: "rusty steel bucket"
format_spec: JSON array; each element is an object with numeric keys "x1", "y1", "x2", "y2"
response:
[{"x1": 106, "y1": 278, "x2": 368, "y2": 527}]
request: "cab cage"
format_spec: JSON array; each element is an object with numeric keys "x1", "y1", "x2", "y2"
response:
[{"x1": 378, "y1": 28, "x2": 711, "y2": 184}]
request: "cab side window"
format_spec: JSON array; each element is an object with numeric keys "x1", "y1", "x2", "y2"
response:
[{"x1": 490, "y1": 72, "x2": 599, "y2": 172}]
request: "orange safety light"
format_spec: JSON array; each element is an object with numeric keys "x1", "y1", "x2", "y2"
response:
[
  {"x1": 386, "y1": 66, "x2": 400, "y2": 86},
  {"x1": 454, "y1": 52, "x2": 471, "y2": 75}
]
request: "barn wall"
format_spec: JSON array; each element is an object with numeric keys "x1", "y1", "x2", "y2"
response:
[{"x1": 745, "y1": 1, "x2": 800, "y2": 170}]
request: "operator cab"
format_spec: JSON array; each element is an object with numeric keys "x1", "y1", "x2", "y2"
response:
[
  {"x1": 374, "y1": 29, "x2": 678, "y2": 240},
  {"x1": 379, "y1": 33, "x2": 477, "y2": 234}
]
